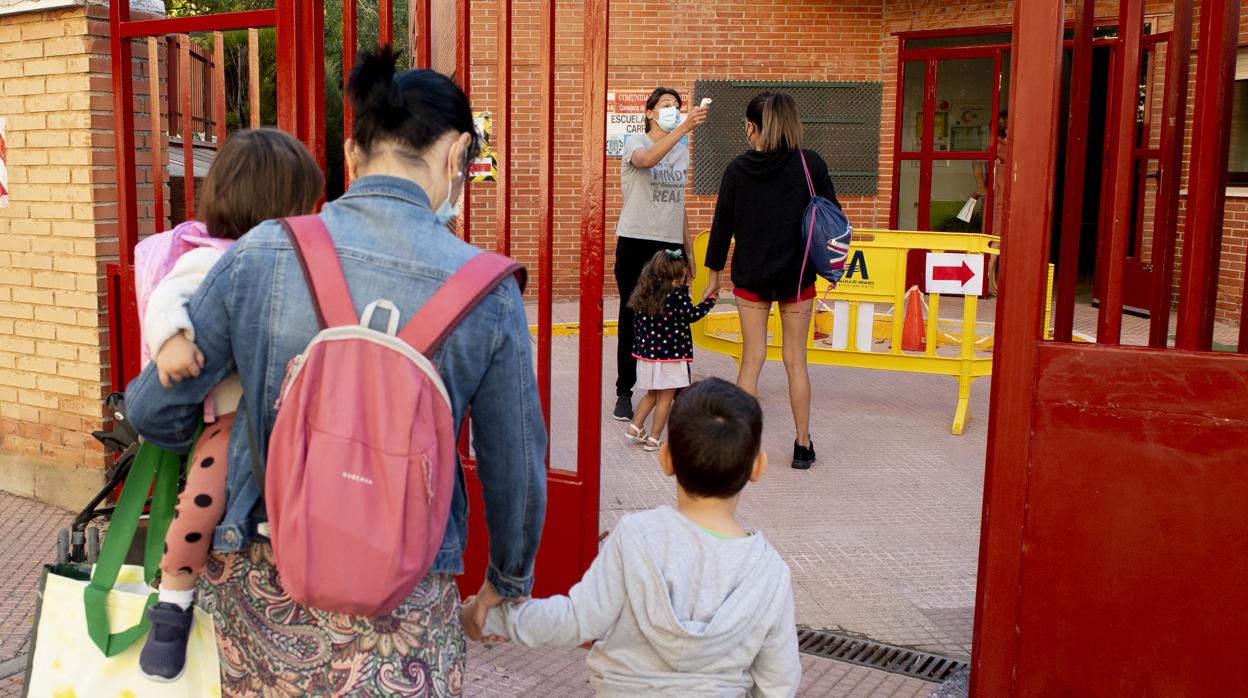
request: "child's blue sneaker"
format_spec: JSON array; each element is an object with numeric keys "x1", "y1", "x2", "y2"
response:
[{"x1": 139, "y1": 602, "x2": 194, "y2": 682}]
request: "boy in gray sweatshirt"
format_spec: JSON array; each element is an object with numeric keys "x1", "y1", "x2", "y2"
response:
[{"x1": 463, "y1": 378, "x2": 800, "y2": 697}]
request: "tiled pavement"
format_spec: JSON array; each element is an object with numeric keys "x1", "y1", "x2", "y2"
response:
[
  {"x1": 0, "y1": 492, "x2": 935, "y2": 696},
  {"x1": 0, "y1": 493, "x2": 70, "y2": 698},
  {"x1": 2, "y1": 298, "x2": 1236, "y2": 695}
]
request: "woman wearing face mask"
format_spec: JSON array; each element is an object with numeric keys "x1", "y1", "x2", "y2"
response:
[
  {"x1": 703, "y1": 92, "x2": 841, "y2": 471},
  {"x1": 124, "y1": 46, "x2": 547, "y2": 696},
  {"x1": 612, "y1": 87, "x2": 709, "y2": 422}
]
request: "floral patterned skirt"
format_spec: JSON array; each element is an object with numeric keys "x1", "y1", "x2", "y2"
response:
[{"x1": 197, "y1": 543, "x2": 466, "y2": 697}]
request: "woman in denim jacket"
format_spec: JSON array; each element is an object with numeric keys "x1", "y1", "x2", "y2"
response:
[{"x1": 125, "y1": 47, "x2": 547, "y2": 696}]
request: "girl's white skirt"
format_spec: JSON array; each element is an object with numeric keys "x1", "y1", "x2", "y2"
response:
[{"x1": 635, "y1": 359, "x2": 691, "y2": 391}]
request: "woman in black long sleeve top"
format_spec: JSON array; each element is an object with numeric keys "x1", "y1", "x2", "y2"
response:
[{"x1": 703, "y1": 92, "x2": 841, "y2": 470}]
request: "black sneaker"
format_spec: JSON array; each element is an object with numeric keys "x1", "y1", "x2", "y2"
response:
[
  {"x1": 139, "y1": 602, "x2": 195, "y2": 683},
  {"x1": 612, "y1": 393, "x2": 633, "y2": 422},
  {"x1": 792, "y1": 439, "x2": 816, "y2": 470}
]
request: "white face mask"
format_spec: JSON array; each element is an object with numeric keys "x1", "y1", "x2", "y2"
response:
[{"x1": 656, "y1": 106, "x2": 682, "y2": 132}]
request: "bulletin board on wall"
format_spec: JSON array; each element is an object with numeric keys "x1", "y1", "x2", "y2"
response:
[{"x1": 691, "y1": 80, "x2": 882, "y2": 197}]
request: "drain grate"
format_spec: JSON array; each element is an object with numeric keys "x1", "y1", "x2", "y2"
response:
[{"x1": 796, "y1": 627, "x2": 968, "y2": 683}]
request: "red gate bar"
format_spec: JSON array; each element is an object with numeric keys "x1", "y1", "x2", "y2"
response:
[
  {"x1": 1149, "y1": 0, "x2": 1193, "y2": 349},
  {"x1": 1097, "y1": 0, "x2": 1145, "y2": 345},
  {"x1": 1176, "y1": 0, "x2": 1241, "y2": 351},
  {"x1": 179, "y1": 35, "x2": 195, "y2": 220},
  {"x1": 496, "y1": 0, "x2": 511, "y2": 256},
  {"x1": 535, "y1": 0, "x2": 555, "y2": 439},
  {"x1": 972, "y1": 1, "x2": 1064, "y2": 694},
  {"x1": 213, "y1": 32, "x2": 227, "y2": 147},
  {"x1": 413, "y1": 0, "x2": 431, "y2": 69},
  {"x1": 1054, "y1": 0, "x2": 1094, "y2": 343},
  {"x1": 455, "y1": 0, "x2": 471, "y2": 242},
  {"x1": 248, "y1": 28, "x2": 261, "y2": 128},
  {"x1": 109, "y1": 0, "x2": 138, "y2": 264},
  {"x1": 577, "y1": 0, "x2": 608, "y2": 566},
  {"x1": 301, "y1": 1, "x2": 326, "y2": 174},
  {"x1": 342, "y1": 0, "x2": 355, "y2": 187},
  {"x1": 121, "y1": 9, "x2": 276, "y2": 37},
  {"x1": 378, "y1": 0, "x2": 392, "y2": 48},
  {"x1": 275, "y1": 0, "x2": 298, "y2": 134},
  {"x1": 147, "y1": 37, "x2": 165, "y2": 232}
]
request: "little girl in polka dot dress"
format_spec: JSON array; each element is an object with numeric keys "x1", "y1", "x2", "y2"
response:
[{"x1": 624, "y1": 249, "x2": 717, "y2": 451}]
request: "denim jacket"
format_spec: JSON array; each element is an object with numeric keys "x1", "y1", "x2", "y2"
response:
[{"x1": 125, "y1": 176, "x2": 548, "y2": 598}]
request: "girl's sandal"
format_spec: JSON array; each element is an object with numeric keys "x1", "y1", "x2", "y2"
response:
[
  {"x1": 643, "y1": 436, "x2": 662, "y2": 452},
  {"x1": 624, "y1": 424, "x2": 648, "y2": 444}
]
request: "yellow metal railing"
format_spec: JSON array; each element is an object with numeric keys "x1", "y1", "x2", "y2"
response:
[{"x1": 527, "y1": 229, "x2": 1059, "y2": 435}]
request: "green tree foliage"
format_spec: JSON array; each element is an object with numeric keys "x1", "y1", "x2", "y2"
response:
[{"x1": 162, "y1": 0, "x2": 407, "y2": 199}]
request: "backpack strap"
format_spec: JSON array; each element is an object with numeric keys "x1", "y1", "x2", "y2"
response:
[
  {"x1": 279, "y1": 215, "x2": 357, "y2": 329},
  {"x1": 797, "y1": 150, "x2": 817, "y2": 297},
  {"x1": 797, "y1": 149, "x2": 816, "y2": 198},
  {"x1": 399, "y1": 252, "x2": 527, "y2": 355}
]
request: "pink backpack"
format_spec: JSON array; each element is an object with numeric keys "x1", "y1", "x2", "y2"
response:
[
  {"x1": 263, "y1": 215, "x2": 525, "y2": 616},
  {"x1": 133, "y1": 220, "x2": 233, "y2": 366}
]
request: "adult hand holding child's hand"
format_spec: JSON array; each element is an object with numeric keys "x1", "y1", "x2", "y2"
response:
[{"x1": 463, "y1": 581, "x2": 513, "y2": 643}]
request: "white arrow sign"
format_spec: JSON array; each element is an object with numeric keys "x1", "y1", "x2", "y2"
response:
[{"x1": 925, "y1": 253, "x2": 985, "y2": 296}]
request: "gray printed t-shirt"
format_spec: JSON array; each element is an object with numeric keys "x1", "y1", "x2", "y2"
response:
[{"x1": 616, "y1": 133, "x2": 689, "y2": 244}]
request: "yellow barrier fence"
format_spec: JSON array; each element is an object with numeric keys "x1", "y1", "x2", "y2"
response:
[
  {"x1": 690, "y1": 229, "x2": 1001, "y2": 435},
  {"x1": 527, "y1": 230, "x2": 1057, "y2": 434}
]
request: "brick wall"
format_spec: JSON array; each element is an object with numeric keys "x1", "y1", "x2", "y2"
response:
[
  {"x1": 459, "y1": 0, "x2": 1244, "y2": 324},
  {"x1": 0, "y1": 4, "x2": 114, "y2": 471},
  {"x1": 465, "y1": 0, "x2": 884, "y2": 299}
]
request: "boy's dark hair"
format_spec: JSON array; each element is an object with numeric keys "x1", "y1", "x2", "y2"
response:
[
  {"x1": 667, "y1": 378, "x2": 763, "y2": 499},
  {"x1": 644, "y1": 86, "x2": 682, "y2": 133},
  {"x1": 348, "y1": 45, "x2": 481, "y2": 165},
  {"x1": 200, "y1": 128, "x2": 324, "y2": 239},
  {"x1": 627, "y1": 249, "x2": 688, "y2": 317}
]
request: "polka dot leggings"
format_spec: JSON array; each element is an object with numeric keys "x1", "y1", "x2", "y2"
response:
[{"x1": 159, "y1": 412, "x2": 232, "y2": 578}]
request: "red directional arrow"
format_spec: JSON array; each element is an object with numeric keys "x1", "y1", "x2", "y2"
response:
[{"x1": 931, "y1": 261, "x2": 976, "y2": 286}]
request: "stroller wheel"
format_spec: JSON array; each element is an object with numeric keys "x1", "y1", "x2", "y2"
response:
[
  {"x1": 87, "y1": 527, "x2": 100, "y2": 564},
  {"x1": 56, "y1": 529, "x2": 69, "y2": 565}
]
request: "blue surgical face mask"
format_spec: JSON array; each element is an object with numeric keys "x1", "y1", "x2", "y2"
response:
[
  {"x1": 435, "y1": 162, "x2": 464, "y2": 226},
  {"x1": 435, "y1": 194, "x2": 458, "y2": 226},
  {"x1": 656, "y1": 106, "x2": 681, "y2": 132}
]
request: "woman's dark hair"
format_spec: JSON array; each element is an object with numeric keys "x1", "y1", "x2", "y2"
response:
[
  {"x1": 745, "y1": 92, "x2": 803, "y2": 153},
  {"x1": 199, "y1": 128, "x2": 323, "y2": 240},
  {"x1": 997, "y1": 109, "x2": 1009, "y2": 138},
  {"x1": 667, "y1": 378, "x2": 763, "y2": 499},
  {"x1": 348, "y1": 46, "x2": 481, "y2": 165},
  {"x1": 627, "y1": 250, "x2": 688, "y2": 316},
  {"x1": 644, "y1": 86, "x2": 682, "y2": 134}
]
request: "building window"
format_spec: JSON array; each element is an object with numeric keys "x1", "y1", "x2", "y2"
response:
[{"x1": 1229, "y1": 49, "x2": 1248, "y2": 184}]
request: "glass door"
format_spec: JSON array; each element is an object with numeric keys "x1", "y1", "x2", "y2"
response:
[{"x1": 893, "y1": 46, "x2": 1010, "y2": 236}]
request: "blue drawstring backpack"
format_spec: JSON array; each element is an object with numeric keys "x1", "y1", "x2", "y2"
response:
[{"x1": 797, "y1": 150, "x2": 853, "y2": 296}]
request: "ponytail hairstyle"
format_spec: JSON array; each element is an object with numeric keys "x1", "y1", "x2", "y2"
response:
[
  {"x1": 347, "y1": 46, "x2": 481, "y2": 167},
  {"x1": 745, "y1": 92, "x2": 803, "y2": 153},
  {"x1": 627, "y1": 249, "x2": 689, "y2": 317}
]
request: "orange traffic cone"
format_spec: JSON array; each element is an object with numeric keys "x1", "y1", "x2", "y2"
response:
[{"x1": 902, "y1": 286, "x2": 926, "y2": 352}]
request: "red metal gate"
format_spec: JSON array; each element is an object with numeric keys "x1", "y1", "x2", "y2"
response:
[
  {"x1": 107, "y1": 0, "x2": 603, "y2": 597},
  {"x1": 974, "y1": 1, "x2": 1248, "y2": 695}
]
